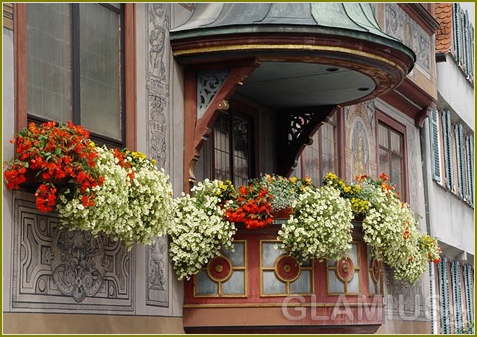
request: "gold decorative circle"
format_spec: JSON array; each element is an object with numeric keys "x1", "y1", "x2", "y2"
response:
[
  {"x1": 335, "y1": 257, "x2": 354, "y2": 282},
  {"x1": 274, "y1": 255, "x2": 301, "y2": 282},
  {"x1": 370, "y1": 257, "x2": 381, "y2": 283},
  {"x1": 207, "y1": 256, "x2": 233, "y2": 282}
]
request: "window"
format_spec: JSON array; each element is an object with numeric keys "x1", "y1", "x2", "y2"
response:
[
  {"x1": 453, "y1": 3, "x2": 474, "y2": 83},
  {"x1": 197, "y1": 108, "x2": 255, "y2": 187},
  {"x1": 17, "y1": 3, "x2": 135, "y2": 148},
  {"x1": 435, "y1": 109, "x2": 474, "y2": 206},
  {"x1": 376, "y1": 113, "x2": 407, "y2": 200},
  {"x1": 436, "y1": 258, "x2": 475, "y2": 334},
  {"x1": 300, "y1": 112, "x2": 338, "y2": 185}
]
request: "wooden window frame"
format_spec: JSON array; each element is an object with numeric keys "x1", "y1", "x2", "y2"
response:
[
  {"x1": 375, "y1": 110, "x2": 409, "y2": 202},
  {"x1": 13, "y1": 3, "x2": 136, "y2": 149}
]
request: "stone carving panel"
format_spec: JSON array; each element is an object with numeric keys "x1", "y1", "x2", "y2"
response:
[
  {"x1": 11, "y1": 195, "x2": 134, "y2": 312},
  {"x1": 147, "y1": 3, "x2": 170, "y2": 169},
  {"x1": 146, "y1": 3, "x2": 170, "y2": 308},
  {"x1": 384, "y1": 4, "x2": 431, "y2": 73},
  {"x1": 146, "y1": 236, "x2": 168, "y2": 306},
  {"x1": 384, "y1": 267, "x2": 428, "y2": 321}
]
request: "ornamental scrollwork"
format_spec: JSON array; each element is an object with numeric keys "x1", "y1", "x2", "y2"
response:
[
  {"x1": 51, "y1": 228, "x2": 106, "y2": 303},
  {"x1": 197, "y1": 69, "x2": 229, "y2": 119}
]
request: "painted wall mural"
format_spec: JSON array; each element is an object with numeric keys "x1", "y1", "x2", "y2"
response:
[{"x1": 344, "y1": 101, "x2": 377, "y2": 182}]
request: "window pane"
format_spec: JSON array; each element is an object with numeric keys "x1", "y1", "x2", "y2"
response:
[
  {"x1": 222, "y1": 242, "x2": 244, "y2": 266},
  {"x1": 214, "y1": 113, "x2": 230, "y2": 181},
  {"x1": 233, "y1": 116, "x2": 251, "y2": 186},
  {"x1": 222, "y1": 271, "x2": 245, "y2": 295},
  {"x1": 303, "y1": 131, "x2": 321, "y2": 183},
  {"x1": 391, "y1": 153, "x2": 402, "y2": 192},
  {"x1": 379, "y1": 148, "x2": 390, "y2": 174},
  {"x1": 289, "y1": 270, "x2": 311, "y2": 294},
  {"x1": 80, "y1": 3, "x2": 122, "y2": 140},
  {"x1": 321, "y1": 123, "x2": 336, "y2": 175},
  {"x1": 390, "y1": 129, "x2": 402, "y2": 153},
  {"x1": 378, "y1": 124, "x2": 388, "y2": 148},
  {"x1": 262, "y1": 271, "x2": 286, "y2": 294},
  {"x1": 27, "y1": 3, "x2": 72, "y2": 121},
  {"x1": 196, "y1": 271, "x2": 218, "y2": 295}
]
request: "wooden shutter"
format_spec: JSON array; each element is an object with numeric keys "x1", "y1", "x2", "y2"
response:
[
  {"x1": 453, "y1": 3, "x2": 461, "y2": 66},
  {"x1": 442, "y1": 110, "x2": 455, "y2": 192},
  {"x1": 454, "y1": 124, "x2": 466, "y2": 199},
  {"x1": 463, "y1": 265, "x2": 474, "y2": 330},
  {"x1": 429, "y1": 108, "x2": 441, "y2": 182},
  {"x1": 466, "y1": 135, "x2": 474, "y2": 205},
  {"x1": 451, "y1": 261, "x2": 463, "y2": 331},
  {"x1": 438, "y1": 258, "x2": 451, "y2": 334}
]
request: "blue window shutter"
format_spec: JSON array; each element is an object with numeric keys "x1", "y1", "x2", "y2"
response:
[
  {"x1": 466, "y1": 135, "x2": 474, "y2": 205},
  {"x1": 438, "y1": 257, "x2": 451, "y2": 334},
  {"x1": 451, "y1": 261, "x2": 463, "y2": 332},
  {"x1": 429, "y1": 108, "x2": 441, "y2": 182},
  {"x1": 442, "y1": 111, "x2": 455, "y2": 192},
  {"x1": 454, "y1": 124, "x2": 466, "y2": 199}
]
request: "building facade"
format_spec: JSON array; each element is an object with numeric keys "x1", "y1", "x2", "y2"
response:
[{"x1": 2, "y1": 3, "x2": 474, "y2": 334}]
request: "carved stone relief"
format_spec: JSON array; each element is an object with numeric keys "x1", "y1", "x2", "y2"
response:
[
  {"x1": 147, "y1": 3, "x2": 169, "y2": 169},
  {"x1": 146, "y1": 236, "x2": 169, "y2": 306},
  {"x1": 146, "y1": 3, "x2": 170, "y2": 308},
  {"x1": 11, "y1": 195, "x2": 134, "y2": 312},
  {"x1": 384, "y1": 267, "x2": 428, "y2": 321},
  {"x1": 384, "y1": 4, "x2": 431, "y2": 73}
]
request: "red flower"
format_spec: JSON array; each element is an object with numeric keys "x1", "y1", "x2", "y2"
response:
[{"x1": 3, "y1": 121, "x2": 104, "y2": 213}]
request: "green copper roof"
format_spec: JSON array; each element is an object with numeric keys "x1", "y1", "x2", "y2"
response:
[{"x1": 171, "y1": 3, "x2": 412, "y2": 58}]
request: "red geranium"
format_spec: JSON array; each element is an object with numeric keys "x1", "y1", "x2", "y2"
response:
[
  {"x1": 3, "y1": 121, "x2": 103, "y2": 212},
  {"x1": 225, "y1": 180, "x2": 274, "y2": 229}
]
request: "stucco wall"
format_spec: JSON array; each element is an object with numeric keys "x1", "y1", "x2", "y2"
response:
[
  {"x1": 3, "y1": 313, "x2": 184, "y2": 334},
  {"x1": 437, "y1": 58, "x2": 475, "y2": 131}
]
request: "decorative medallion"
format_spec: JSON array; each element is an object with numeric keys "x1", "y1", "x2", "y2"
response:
[
  {"x1": 274, "y1": 255, "x2": 300, "y2": 282},
  {"x1": 335, "y1": 257, "x2": 355, "y2": 283},
  {"x1": 51, "y1": 228, "x2": 106, "y2": 303},
  {"x1": 207, "y1": 256, "x2": 233, "y2": 282},
  {"x1": 370, "y1": 257, "x2": 381, "y2": 283}
]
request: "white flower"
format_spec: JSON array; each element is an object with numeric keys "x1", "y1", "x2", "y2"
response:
[
  {"x1": 277, "y1": 185, "x2": 353, "y2": 262},
  {"x1": 169, "y1": 180, "x2": 237, "y2": 281},
  {"x1": 56, "y1": 146, "x2": 173, "y2": 250}
]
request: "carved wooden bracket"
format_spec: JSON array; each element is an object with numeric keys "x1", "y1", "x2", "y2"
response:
[
  {"x1": 276, "y1": 105, "x2": 337, "y2": 177},
  {"x1": 184, "y1": 59, "x2": 260, "y2": 192}
]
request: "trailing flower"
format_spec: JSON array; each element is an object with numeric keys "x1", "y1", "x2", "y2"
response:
[
  {"x1": 419, "y1": 234, "x2": 441, "y2": 263},
  {"x1": 277, "y1": 185, "x2": 353, "y2": 263},
  {"x1": 3, "y1": 121, "x2": 103, "y2": 212},
  {"x1": 169, "y1": 179, "x2": 236, "y2": 281},
  {"x1": 324, "y1": 171, "x2": 440, "y2": 284},
  {"x1": 56, "y1": 146, "x2": 173, "y2": 250}
]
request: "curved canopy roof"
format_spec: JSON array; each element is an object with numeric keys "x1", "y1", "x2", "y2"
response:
[{"x1": 171, "y1": 3, "x2": 416, "y2": 108}]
